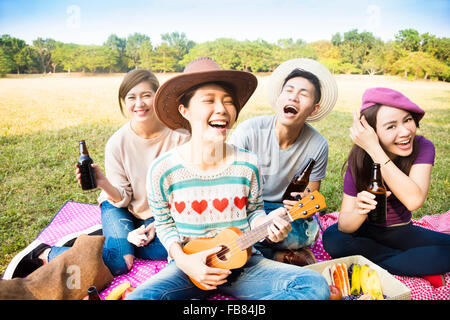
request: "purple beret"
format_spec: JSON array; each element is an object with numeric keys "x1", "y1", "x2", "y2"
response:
[{"x1": 361, "y1": 87, "x2": 425, "y2": 121}]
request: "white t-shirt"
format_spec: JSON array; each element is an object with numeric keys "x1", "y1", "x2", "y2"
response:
[
  {"x1": 228, "y1": 115, "x2": 328, "y2": 202},
  {"x1": 97, "y1": 122, "x2": 189, "y2": 220}
]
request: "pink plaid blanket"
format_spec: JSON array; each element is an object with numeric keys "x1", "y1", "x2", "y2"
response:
[{"x1": 36, "y1": 202, "x2": 450, "y2": 300}]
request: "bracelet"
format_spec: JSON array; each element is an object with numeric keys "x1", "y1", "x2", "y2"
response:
[{"x1": 383, "y1": 159, "x2": 391, "y2": 166}]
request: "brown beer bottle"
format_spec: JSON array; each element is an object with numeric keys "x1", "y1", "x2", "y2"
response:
[
  {"x1": 78, "y1": 140, "x2": 97, "y2": 190},
  {"x1": 87, "y1": 286, "x2": 102, "y2": 300},
  {"x1": 367, "y1": 163, "x2": 387, "y2": 225},
  {"x1": 282, "y1": 158, "x2": 315, "y2": 201}
]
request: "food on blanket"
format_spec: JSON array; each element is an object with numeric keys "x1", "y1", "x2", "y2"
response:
[
  {"x1": 325, "y1": 262, "x2": 386, "y2": 300},
  {"x1": 350, "y1": 264, "x2": 361, "y2": 296},
  {"x1": 360, "y1": 264, "x2": 370, "y2": 295},
  {"x1": 105, "y1": 282, "x2": 131, "y2": 300},
  {"x1": 367, "y1": 269, "x2": 384, "y2": 300},
  {"x1": 359, "y1": 264, "x2": 384, "y2": 300},
  {"x1": 121, "y1": 287, "x2": 136, "y2": 300},
  {"x1": 330, "y1": 263, "x2": 350, "y2": 296},
  {"x1": 328, "y1": 285, "x2": 342, "y2": 300}
]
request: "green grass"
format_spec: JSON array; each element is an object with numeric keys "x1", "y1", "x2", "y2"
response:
[{"x1": 0, "y1": 74, "x2": 449, "y2": 274}]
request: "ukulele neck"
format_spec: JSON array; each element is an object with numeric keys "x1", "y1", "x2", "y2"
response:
[
  {"x1": 235, "y1": 191, "x2": 325, "y2": 250},
  {"x1": 236, "y1": 214, "x2": 292, "y2": 250}
]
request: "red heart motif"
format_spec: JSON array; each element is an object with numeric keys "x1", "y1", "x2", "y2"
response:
[
  {"x1": 174, "y1": 201, "x2": 185, "y2": 214},
  {"x1": 234, "y1": 196, "x2": 248, "y2": 210},
  {"x1": 192, "y1": 200, "x2": 208, "y2": 214},
  {"x1": 213, "y1": 198, "x2": 229, "y2": 212}
]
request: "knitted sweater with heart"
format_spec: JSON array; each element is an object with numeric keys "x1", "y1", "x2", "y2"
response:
[{"x1": 147, "y1": 144, "x2": 266, "y2": 253}]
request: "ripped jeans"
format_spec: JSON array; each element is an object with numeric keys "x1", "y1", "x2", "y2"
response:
[{"x1": 100, "y1": 201, "x2": 167, "y2": 275}]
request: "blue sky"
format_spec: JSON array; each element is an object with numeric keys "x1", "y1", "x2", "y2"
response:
[{"x1": 0, "y1": 0, "x2": 449, "y2": 45}]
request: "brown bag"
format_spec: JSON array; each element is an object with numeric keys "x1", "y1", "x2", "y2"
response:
[{"x1": 0, "y1": 234, "x2": 113, "y2": 300}]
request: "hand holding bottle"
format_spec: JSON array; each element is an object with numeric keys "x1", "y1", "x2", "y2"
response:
[
  {"x1": 77, "y1": 140, "x2": 97, "y2": 190},
  {"x1": 75, "y1": 163, "x2": 107, "y2": 189},
  {"x1": 356, "y1": 190, "x2": 392, "y2": 216}
]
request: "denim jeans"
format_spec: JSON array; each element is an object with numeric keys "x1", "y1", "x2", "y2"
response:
[
  {"x1": 49, "y1": 201, "x2": 167, "y2": 276},
  {"x1": 254, "y1": 201, "x2": 319, "y2": 259},
  {"x1": 125, "y1": 254, "x2": 330, "y2": 300},
  {"x1": 322, "y1": 222, "x2": 450, "y2": 276},
  {"x1": 99, "y1": 201, "x2": 167, "y2": 275}
]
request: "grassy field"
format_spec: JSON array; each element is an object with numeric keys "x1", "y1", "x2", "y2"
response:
[{"x1": 0, "y1": 73, "x2": 449, "y2": 274}]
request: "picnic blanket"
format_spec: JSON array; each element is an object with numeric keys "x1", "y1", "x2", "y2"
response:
[{"x1": 35, "y1": 201, "x2": 450, "y2": 300}]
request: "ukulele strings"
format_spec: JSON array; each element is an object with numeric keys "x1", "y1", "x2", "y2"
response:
[{"x1": 206, "y1": 197, "x2": 319, "y2": 265}]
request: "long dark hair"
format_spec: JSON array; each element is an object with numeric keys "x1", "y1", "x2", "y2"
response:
[{"x1": 343, "y1": 104, "x2": 421, "y2": 192}]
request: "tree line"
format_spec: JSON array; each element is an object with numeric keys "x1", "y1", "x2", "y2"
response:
[{"x1": 0, "y1": 29, "x2": 449, "y2": 81}]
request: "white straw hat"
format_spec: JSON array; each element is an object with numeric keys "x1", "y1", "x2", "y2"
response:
[{"x1": 267, "y1": 58, "x2": 338, "y2": 122}]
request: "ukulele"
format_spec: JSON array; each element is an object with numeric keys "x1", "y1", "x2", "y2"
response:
[{"x1": 182, "y1": 190, "x2": 326, "y2": 290}]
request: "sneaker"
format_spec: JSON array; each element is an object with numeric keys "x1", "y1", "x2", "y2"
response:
[
  {"x1": 3, "y1": 240, "x2": 51, "y2": 279},
  {"x1": 54, "y1": 224, "x2": 102, "y2": 247}
]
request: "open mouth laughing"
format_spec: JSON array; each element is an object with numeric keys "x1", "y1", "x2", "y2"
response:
[
  {"x1": 395, "y1": 138, "x2": 412, "y2": 150},
  {"x1": 208, "y1": 120, "x2": 228, "y2": 132}
]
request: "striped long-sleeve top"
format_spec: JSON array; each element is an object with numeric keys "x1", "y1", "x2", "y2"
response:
[{"x1": 146, "y1": 144, "x2": 266, "y2": 253}]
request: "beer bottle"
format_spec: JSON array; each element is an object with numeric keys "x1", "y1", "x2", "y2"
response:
[
  {"x1": 282, "y1": 158, "x2": 315, "y2": 201},
  {"x1": 367, "y1": 163, "x2": 387, "y2": 225},
  {"x1": 87, "y1": 286, "x2": 102, "y2": 300},
  {"x1": 78, "y1": 140, "x2": 97, "y2": 190}
]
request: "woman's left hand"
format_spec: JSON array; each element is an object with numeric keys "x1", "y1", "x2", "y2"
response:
[
  {"x1": 349, "y1": 111, "x2": 380, "y2": 153},
  {"x1": 265, "y1": 207, "x2": 292, "y2": 243}
]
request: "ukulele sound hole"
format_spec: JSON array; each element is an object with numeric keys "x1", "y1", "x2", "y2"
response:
[{"x1": 216, "y1": 245, "x2": 230, "y2": 262}]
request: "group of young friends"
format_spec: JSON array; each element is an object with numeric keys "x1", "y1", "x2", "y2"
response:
[{"x1": 6, "y1": 57, "x2": 450, "y2": 299}]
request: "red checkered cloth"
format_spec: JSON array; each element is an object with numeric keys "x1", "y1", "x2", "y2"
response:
[
  {"x1": 36, "y1": 202, "x2": 449, "y2": 300},
  {"x1": 314, "y1": 210, "x2": 450, "y2": 300}
]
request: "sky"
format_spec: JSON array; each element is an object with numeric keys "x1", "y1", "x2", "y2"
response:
[{"x1": 0, "y1": 0, "x2": 449, "y2": 46}]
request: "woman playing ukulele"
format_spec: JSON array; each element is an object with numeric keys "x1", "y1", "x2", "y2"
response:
[{"x1": 126, "y1": 57, "x2": 329, "y2": 300}]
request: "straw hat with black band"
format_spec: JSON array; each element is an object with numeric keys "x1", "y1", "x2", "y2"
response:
[
  {"x1": 267, "y1": 58, "x2": 338, "y2": 122},
  {"x1": 154, "y1": 57, "x2": 258, "y2": 131}
]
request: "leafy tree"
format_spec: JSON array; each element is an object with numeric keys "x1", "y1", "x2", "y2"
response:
[
  {"x1": 152, "y1": 42, "x2": 178, "y2": 72},
  {"x1": 104, "y1": 34, "x2": 127, "y2": 72},
  {"x1": 361, "y1": 38, "x2": 386, "y2": 75},
  {"x1": 308, "y1": 40, "x2": 341, "y2": 73},
  {"x1": 273, "y1": 38, "x2": 317, "y2": 67},
  {"x1": 126, "y1": 33, "x2": 150, "y2": 69},
  {"x1": 240, "y1": 39, "x2": 274, "y2": 72},
  {"x1": 331, "y1": 32, "x2": 342, "y2": 46},
  {"x1": 161, "y1": 32, "x2": 195, "y2": 71},
  {"x1": 32, "y1": 38, "x2": 56, "y2": 74},
  {"x1": 339, "y1": 29, "x2": 377, "y2": 70},
  {"x1": 395, "y1": 29, "x2": 421, "y2": 52},
  {"x1": 181, "y1": 38, "x2": 241, "y2": 70},
  {"x1": 0, "y1": 47, "x2": 14, "y2": 76},
  {"x1": 392, "y1": 51, "x2": 448, "y2": 80},
  {"x1": 137, "y1": 40, "x2": 154, "y2": 70},
  {"x1": 0, "y1": 34, "x2": 27, "y2": 73},
  {"x1": 14, "y1": 46, "x2": 38, "y2": 73}
]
